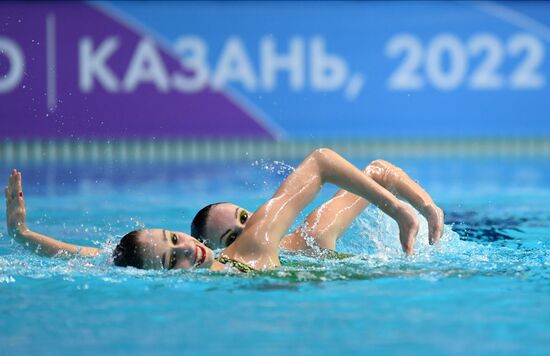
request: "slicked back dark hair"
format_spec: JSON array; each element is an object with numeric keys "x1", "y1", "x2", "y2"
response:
[
  {"x1": 190, "y1": 202, "x2": 226, "y2": 248},
  {"x1": 112, "y1": 230, "x2": 145, "y2": 268}
]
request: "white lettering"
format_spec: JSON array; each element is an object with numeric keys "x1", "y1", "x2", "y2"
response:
[
  {"x1": 386, "y1": 34, "x2": 424, "y2": 90},
  {"x1": 122, "y1": 38, "x2": 169, "y2": 92},
  {"x1": 212, "y1": 37, "x2": 256, "y2": 90},
  {"x1": 261, "y1": 37, "x2": 304, "y2": 91},
  {"x1": 79, "y1": 37, "x2": 120, "y2": 92},
  {"x1": 172, "y1": 36, "x2": 210, "y2": 92},
  {"x1": 468, "y1": 34, "x2": 504, "y2": 89},
  {"x1": 0, "y1": 37, "x2": 25, "y2": 93},
  {"x1": 386, "y1": 32, "x2": 546, "y2": 92},
  {"x1": 425, "y1": 34, "x2": 467, "y2": 90},
  {"x1": 310, "y1": 36, "x2": 348, "y2": 91},
  {"x1": 508, "y1": 33, "x2": 545, "y2": 89}
]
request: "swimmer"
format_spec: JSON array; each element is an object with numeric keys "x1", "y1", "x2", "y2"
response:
[
  {"x1": 191, "y1": 159, "x2": 444, "y2": 253},
  {"x1": 5, "y1": 148, "x2": 443, "y2": 272}
]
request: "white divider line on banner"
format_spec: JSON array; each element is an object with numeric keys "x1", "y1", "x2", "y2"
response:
[{"x1": 46, "y1": 13, "x2": 57, "y2": 112}]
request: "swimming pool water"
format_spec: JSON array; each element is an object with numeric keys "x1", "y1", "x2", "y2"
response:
[{"x1": 0, "y1": 157, "x2": 549, "y2": 354}]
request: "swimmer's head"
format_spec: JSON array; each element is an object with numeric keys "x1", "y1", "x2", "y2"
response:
[
  {"x1": 112, "y1": 230, "x2": 144, "y2": 268},
  {"x1": 191, "y1": 202, "x2": 252, "y2": 249},
  {"x1": 112, "y1": 229, "x2": 214, "y2": 270}
]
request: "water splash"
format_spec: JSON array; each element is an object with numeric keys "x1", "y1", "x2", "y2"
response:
[
  {"x1": 325, "y1": 205, "x2": 550, "y2": 281},
  {"x1": 1, "y1": 160, "x2": 548, "y2": 285},
  {"x1": 252, "y1": 159, "x2": 295, "y2": 177},
  {"x1": 2, "y1": 206, "x2": 545, "y2": 285}
]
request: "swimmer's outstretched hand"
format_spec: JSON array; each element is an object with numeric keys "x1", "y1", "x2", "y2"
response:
[
  {"x1": 395, "y1": 205, "x2": 420, "y2": 256},
  {"x1": 5, "y1": 169, "x2": 28, "y2": 237},
  {"x1": 422, "y1": 204, "x2": 444, "y2": 245},
  {"x1": 4, "y1": 169, "x2": 98, "y2": 257}
]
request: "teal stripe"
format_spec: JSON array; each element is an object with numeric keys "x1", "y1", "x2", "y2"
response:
[{"x1": 1, "y1": 138, "x2": 549, "y2": 162}]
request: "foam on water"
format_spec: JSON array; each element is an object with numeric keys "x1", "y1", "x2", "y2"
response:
[
  {"x1": 1, "y1": 204, "x2": 546, "y2": 286},
  {"x1": 1, "y1": 159, "x2": 548, "y2": 285}
]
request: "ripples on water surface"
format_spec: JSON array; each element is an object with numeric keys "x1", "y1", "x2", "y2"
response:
[{"x1": 0, "y1": 158, "x2": 549, "y2": 354}]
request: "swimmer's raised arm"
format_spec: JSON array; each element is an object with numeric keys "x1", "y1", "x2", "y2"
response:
[
  {"x1": 280, "y1": 187, "x2": 368, "y2": 251},
  {"x1": 5, "y1": 169, "x2": 99, "y2": 257},
  {"x1": 281, "y1": 159, "x2": 444, "y2": 251},
  {"x1": 223, "y1": 148, "x2": 419, "y2": 269},
  {"x1": 365, "y1": 160, "x2": 444, "y2": 243}
]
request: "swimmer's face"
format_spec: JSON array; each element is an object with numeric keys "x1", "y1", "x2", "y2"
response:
[
  {"x1": 204, "y1": 203, "x2": 252, "y2": 249},
  {"x1": 136, "y1": 229, "x2": 214, "y2": 270}
]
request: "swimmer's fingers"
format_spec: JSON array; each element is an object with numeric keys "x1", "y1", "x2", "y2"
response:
[
  {"x1": 5, "y1": 171, "x2": 26, "y2": 236},
  {"x1": 8, "y1": 169, "x2": 22, "y2": 201},
  {"x1": 5, "y1": 171, "x2": 25, "y2": 209},
  {"x1": 8, "y1": 169, "x2": 17, "y2": 200},
  {"x1": 14, "y1": 170, "x2": 22, "y2": 196},
  {"x1": 6, "y1": 186, "x2": 27, "y2": 235},
  {"x1": 8, "y1": 170, "x2": 15, "y2": 193},
  {"x1": 397, "y1": 206, "x2": 419, "y2": 256},
  {"x1": 432, "y1": 206, "x2": 444, "y2": 244}
]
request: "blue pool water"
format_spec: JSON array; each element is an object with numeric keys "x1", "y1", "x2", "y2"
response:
[{"x1": 1, "y1": 157, "x2": 549, "y2": 354}]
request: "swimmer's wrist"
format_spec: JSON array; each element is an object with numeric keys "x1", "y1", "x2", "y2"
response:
[
  {"x1": 419, "y1": 203, "x2": 438, "y2": 217},
  {"x1": 12, "y1": 223, "x2": 30, "y2": 236}
]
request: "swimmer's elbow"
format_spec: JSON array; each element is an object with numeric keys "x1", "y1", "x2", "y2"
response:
[
  {"x1": 308, "y1": 148, "x2": 338, "y2": 181},
  {"x1": 311, "y1": 147, "x2": 335, "y2": 158},
  {"x1": 309, "y1": 148, "x2": 336, "y2": 166}
]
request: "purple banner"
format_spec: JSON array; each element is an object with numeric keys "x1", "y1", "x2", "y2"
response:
[{"x1": 0, "y1": 2, "x2": 276, "y2": 139}]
